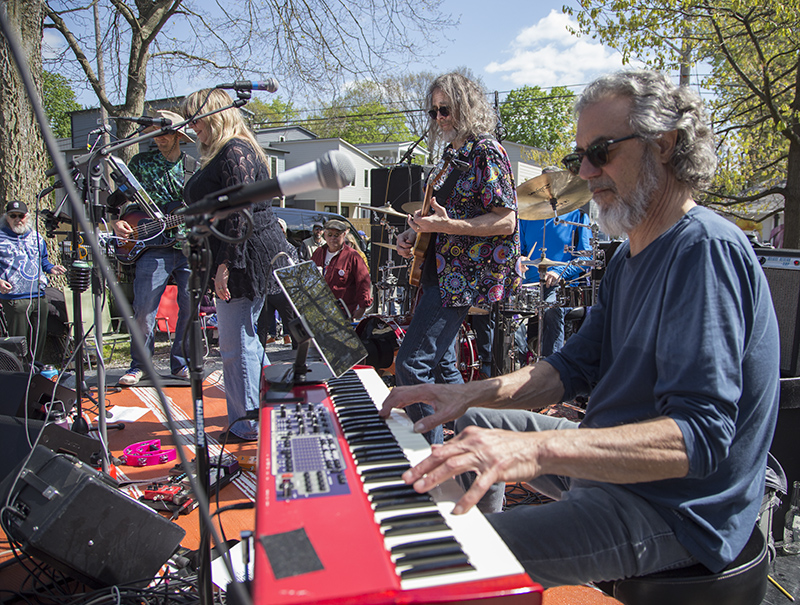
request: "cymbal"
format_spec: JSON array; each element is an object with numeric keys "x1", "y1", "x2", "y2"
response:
[
  {"x1": 521, "y1": 256, "x2": 568, "y2": 268},
  {"x1": 357, "y1": 204, "x2": 406, "y2": 219},
  {"x1": 517, "y1": 171, "x2": 592, "y2": 220},
  {"x1": 401, "y1": 201, "x2": 423, "y2": 214}
]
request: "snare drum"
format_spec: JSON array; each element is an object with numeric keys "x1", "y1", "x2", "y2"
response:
[{"x1": 501, "y1": 283, "x2": 540, "y2": 313}]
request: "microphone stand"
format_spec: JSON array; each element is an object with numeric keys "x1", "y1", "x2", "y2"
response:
[{"x1": 183, "y1": 222, "x2": 214, "y2": 604}]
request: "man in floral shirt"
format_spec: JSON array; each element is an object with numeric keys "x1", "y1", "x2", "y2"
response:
[{"x1": 394, "y1": 72, "x2": 520, "y2": 444}]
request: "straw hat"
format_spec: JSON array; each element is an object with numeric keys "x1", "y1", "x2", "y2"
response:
[{"x1": 147, "y1": 109, "x2": 193, "y2": 143}]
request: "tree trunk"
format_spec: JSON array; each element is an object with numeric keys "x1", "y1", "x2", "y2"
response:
[
  {"x1": 1, "y1": 1, "x2": 65, "y2": 287},
  {"x1": 785, "y1": 138, "x2": 800, "y2": 250},
  {"x1": 0, "y1": 0, "x2": 47, "y2": 202}
]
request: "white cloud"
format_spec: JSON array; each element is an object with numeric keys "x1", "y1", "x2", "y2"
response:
[
  {"x1": 42, "y1": 30, "x2": 66, "y2": 60},
  {"x1": 484, "y1": 9, "x2": 628, "y2": 90}
]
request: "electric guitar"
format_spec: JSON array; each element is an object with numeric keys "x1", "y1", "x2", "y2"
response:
[
  {"x1": 114, "y1": 207, "x2": 186, "y2": 264},
  {"x1": 408, "y1": 151, "x2": 455, "y2": 287}
]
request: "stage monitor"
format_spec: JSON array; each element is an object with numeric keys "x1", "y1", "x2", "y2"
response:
[{"x1": 273, "y1": 261, "x2": 367, "y2": 380}]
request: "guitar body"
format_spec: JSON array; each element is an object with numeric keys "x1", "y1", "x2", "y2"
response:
[
  {"x1": 408, "y1": 155, "x2": 454, "y2": 287},
  {"x1": 408, "y1": 189, "x2": 434, "y2": 288},
  {"x1": 114, "y1": 208, "x2": 183, "y2": 265}
]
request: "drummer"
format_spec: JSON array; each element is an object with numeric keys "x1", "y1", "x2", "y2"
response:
[{"x1": 517, "y1": 170, "x2": 592, "y2": 361}]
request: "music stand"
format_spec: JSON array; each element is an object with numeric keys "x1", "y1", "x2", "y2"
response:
[{"x1": 263, "y1": 261, "x2": 368, "y2": 387}]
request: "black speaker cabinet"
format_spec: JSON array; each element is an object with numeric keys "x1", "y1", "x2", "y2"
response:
[
  {"x1": 369, "y1": 165, "x2": 423, "y2": 286},
  {"x1": 755, "y1": 249, "x2": 800, "y2": 377},
  {"x1": 0, "y1": 445, "x2": 185, "y2": 588},
  {"x1": 0, "y1": 336, "x2": 28, "y2": 370},
  {"x1": 370, "y1": 164, "x2": 424, "y2": 212},
  {"x1": 0, "y1": 372, "x2": 77, "y2": 419}
]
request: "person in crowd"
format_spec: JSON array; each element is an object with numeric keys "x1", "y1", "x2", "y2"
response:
[
  {"x1": 112, "y1": 109, "x2": 197, "y2": 386},
  {"x1": 259, "y1": 217, "x2": 298, "y2": 347},
  {"x1": 380, "y1": 69, "x2": 779, "y2": 589},
  {"x1": 182, "y1": 88, "x2": 289, "y2": 442},
  {"x1": 0, "y1": 200, "x2": 66, "y2": 362},
  {"x1": 311, "y1": 219, "x2": 372, "y2": 319},
  {"x1": 301, "y1": 222, "x2": 324, "y2": 260},
  {"x1": 393, "y1": 71, "x2": 520, "y2": 445}
]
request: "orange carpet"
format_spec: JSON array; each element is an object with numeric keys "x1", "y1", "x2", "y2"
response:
[{"x1": 0, "y1": 371, "x2": 622, "y2": 603}]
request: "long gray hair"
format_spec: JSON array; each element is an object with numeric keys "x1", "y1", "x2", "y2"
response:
[
  {"x1": 426, "y1": 72, "x2": 497, "y2": 148},
  {"x1": 576, "y1": 70, "x2": 717, "y2": 189}
]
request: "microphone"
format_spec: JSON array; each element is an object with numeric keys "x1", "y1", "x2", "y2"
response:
[
  {"x1": 89, "y1": 124, "x2": 111, "y2": 136},
  {"x1": 215, "y1": 79, "x2": 279, "y2": 93},
  {"x1": 39, "y1": 179, "x2": 64, "y2": 197},
  {"x1": 115, "y1": 116, "x2": 173, "y2": 127},
  {"x1": 178, "y1": 150, "x2": 355, "y2": 217}
]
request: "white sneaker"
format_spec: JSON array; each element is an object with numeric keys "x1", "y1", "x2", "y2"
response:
[
  {"x1": 172, "y1": 366, "x2": 190, "y2": 379},
  {"x1": 118, "y1": 369, "x2": 143, "y2": 386}
]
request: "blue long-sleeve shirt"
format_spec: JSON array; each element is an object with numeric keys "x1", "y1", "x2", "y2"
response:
[
  {"x1": 519, "y1": 209, "x2": 591, "y2": 287},
  {"x1": 0, "y1": 223, "x2": 55, "y2": 300},
  {"x1": 547, "y1": 206, "x2": 779, "y2": 572}
]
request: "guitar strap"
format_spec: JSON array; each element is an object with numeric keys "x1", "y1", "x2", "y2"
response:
[{"x1": 182, "y1": 154, "x2": 198, "y2": 186}]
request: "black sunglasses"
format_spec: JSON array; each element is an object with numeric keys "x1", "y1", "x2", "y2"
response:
[
  {"x1": 7, "y1": 213, "x2": 25, "y2": 219},
  {"x1": 561, "y1": 134, "x2": 639, "y2": 175},
  {"x1": 428, "y1": 106, "x2": 451, "y2": 120}
]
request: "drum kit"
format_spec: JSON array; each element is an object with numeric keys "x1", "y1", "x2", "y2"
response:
[{"x1": 356, "y1": 170, "x2": 608, "y2": 382}]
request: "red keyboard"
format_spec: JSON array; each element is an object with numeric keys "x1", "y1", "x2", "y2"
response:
[{"x1": 252, "y1": 366, "x2": 542, "y2": 604}]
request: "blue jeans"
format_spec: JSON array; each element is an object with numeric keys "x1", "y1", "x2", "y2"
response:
[
  {"x1": 216, "y1": 293, "x2": 268, "y2": 439},
  {"x1": 131, "y1": 248, "x2": 191, "y2": 374},
  {"x1": 394, "y1": 285, "x2": 469, "y2": 445},
  {"x1": 455, "y1": 407, "x2": 697, "y2": 588}
]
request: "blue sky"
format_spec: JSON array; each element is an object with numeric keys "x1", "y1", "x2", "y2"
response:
[
  {"x1": 408, "y1": 0, "x2": 629, "y2": 95},
  {"x1": 45, "y1": 0, "x2": 634, "y2": 107}
]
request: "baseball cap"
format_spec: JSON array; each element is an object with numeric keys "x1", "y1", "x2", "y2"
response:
[
  {"x1": 5, "y1": 200, "x2": 27, "y2": 214},
  {"x1": 324, "y1": 219, "x2": 348, "y2": 232}
]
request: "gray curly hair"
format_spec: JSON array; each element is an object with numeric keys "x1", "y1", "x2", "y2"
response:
[
  {"x1": 576, "y1": 70, "x2": 717, "y2": 189},
  {"x1": 426, "y1": 72, "x2": 497, "y2": 147}
]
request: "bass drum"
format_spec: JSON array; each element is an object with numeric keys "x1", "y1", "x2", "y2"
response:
[
  {"x1": 356, "y1": 315, "x2": 480, "y2": 383},
  {"x1": 355, "y1": 314, "x2": 409, "y2": 371},
  {"x1": 456, "y1": 322, "x2": 481, "y2": 382}
]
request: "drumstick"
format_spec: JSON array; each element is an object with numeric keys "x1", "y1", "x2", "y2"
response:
[{"x1": 527, "y1": 243, "x2": 537, "y2": 258}]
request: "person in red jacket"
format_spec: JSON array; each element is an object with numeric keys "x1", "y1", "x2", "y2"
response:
[{"x1": 311, "y1": 219, "x2": 372, "y2": 319}]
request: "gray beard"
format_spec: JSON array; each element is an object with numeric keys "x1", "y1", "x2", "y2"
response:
[
  {"x1": 594, "y1": 151, "x2": 659, "y2": 237},
  {"x1": 10, "y1": 221, "x2": 28, "y2": 235},
  {"x1": 441, "y1": 128, "x2": 457, "y2": 144}
]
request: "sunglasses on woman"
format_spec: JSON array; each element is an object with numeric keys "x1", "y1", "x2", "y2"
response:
[
  {"x1": 428, "y1": 106, "x2": 450, "y2": 120},
  {"x1": 561, "y1": 134, "x2": 639, "y2": 175}
]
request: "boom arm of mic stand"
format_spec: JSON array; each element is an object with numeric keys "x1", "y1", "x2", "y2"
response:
[{"x1": 397, "y1": 131, "x2": 427, "y2": 165}]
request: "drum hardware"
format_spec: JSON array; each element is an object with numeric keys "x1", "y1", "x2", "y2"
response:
[{"x1": 516, "y1": 171, "x2": 592, "y2": 221}]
